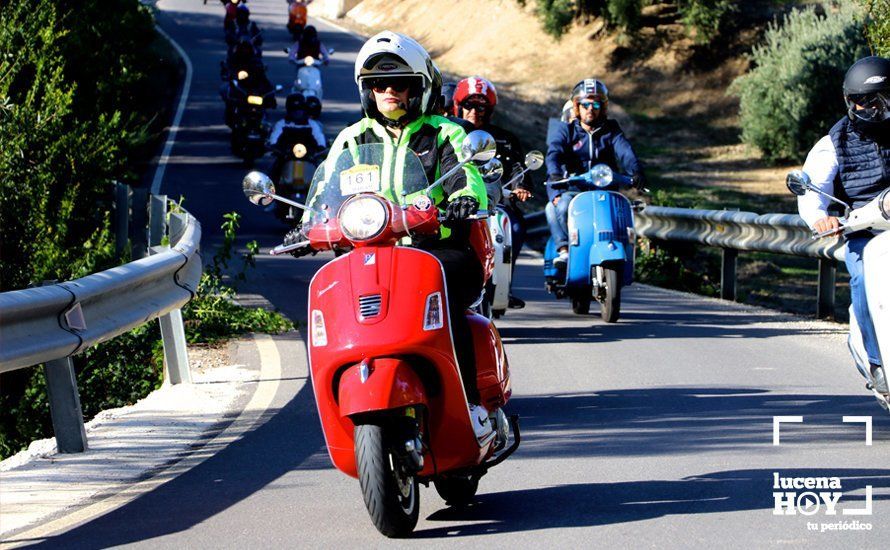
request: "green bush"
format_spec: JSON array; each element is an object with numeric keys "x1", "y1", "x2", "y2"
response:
[
  {"x1": 731, "y1": 2, "x2": 869, "y2": 163},
  {"x1": 532, "y1": 0, "x2": 577, "y2": 37},
  {"x1": 862, "y1": 0, "x2": 890, "y2": 56},
  {"x1": 635, "y1": 241, "x2": 720, "y2": 296},
  {"x1": 0, "y1": 212, "x2": 294, "y2": 459},
  {"x1": 0, "y1": 0, "x2": 178, "y2": 293},
  {"x1": 524, "y1": 0, "x2": 733, "y2": 42},
  {"x1": 678, "y1": 0, "x2": 735, "y2": 45},
  {"x1": 606, "y1": 0, "x2": 642, "y2": 31}
]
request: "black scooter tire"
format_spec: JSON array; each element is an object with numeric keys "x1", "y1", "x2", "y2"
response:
[
  {"x1": 355, "y1": 423, "x2": 419, "y2": 538},
  {"x1": 434, "y1": 475, "x2": 479, "y2": 506},
  {"x1": 601, "y1": 267, "x2": 621, "y2": 323}
]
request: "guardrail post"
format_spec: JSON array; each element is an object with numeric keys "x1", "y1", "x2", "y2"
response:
[
  {"x1": 43, "y1": 357, "x2": 88, "y2": 453},
  {"x1": 158, "y1": 308, "x2": 192, "y2": 385},
  {"x1": 721, "y1": 248, "x2": 738, "y2": 301},
  {"x1": 131, "y1": 187, "x2": 149, "y2": 260},
  {"x1": 150, "y1": 203, "x2": 192, "y2": 384},
  {"x1": 114, "y1": 182, "x2": 129, "y2": 257},
  {"x1": 150, "y1": 194, "x2": 168, "y2": 246},
  {"x1": 817, "y1": 258, "x2": 837, "y2": 320}
]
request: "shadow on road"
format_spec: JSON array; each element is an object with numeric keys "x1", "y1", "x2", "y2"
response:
[
  {"x1": 508, "y1": 388, "x2": 890, "y2": 459},
  {"x1": 417, "y1": 467, "x2": 890, "y2": 538},
  {"x1": 16, "y1": 358, "x2": 328, "y2": 549}
]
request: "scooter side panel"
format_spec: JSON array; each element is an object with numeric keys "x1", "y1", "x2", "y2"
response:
[
  {"x1": 566, "y1": 192, "x2": 597, "y2": 288},
  {"x1": 490, "y1": 211, "x2": 511, "y2": 310},
  {"x1": 470, "y1": 314, "x2": 512, "y2": 410},
  {"x1": 308, "y1": 247, "x2": 487, "y2": 478},
  {"x1": 543, "y1": 236, "x2": 558, "y2": 279}
]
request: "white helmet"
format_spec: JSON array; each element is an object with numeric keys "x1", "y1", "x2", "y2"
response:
[{"x1": 354, "y1": 31, "x2": 436, "y2": 123}]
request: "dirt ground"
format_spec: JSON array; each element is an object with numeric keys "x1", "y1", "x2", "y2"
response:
[{"x1": 342, "y1": 0, "x2": 800, "y2": 201}]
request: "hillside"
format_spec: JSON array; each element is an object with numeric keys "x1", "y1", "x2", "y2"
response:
[{"x1": 340, "y1": 0, "x2": 804, "y2": 207}]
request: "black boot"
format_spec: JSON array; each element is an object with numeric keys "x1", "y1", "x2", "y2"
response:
[{"x1": 508, "y1": 294, "x2": 525, "y2": 309}]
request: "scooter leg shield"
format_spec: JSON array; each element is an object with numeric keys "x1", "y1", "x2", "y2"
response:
[{"x1": 338, "y1": 358, "x2": 428, "y2": 418}]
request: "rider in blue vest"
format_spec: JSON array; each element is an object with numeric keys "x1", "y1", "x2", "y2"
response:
[
  {"x1": 545, "y1": 78, "x2": 645, "y2": 266},
  {"x1": 798, "y1": 56, "x2": 890, "y2": 393}
]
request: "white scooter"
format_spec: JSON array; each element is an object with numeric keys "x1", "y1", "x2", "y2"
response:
[
  {"x1": 480, "y1": 151, "x2": 544, "y2": 319},
  {"x1": 285, "y1": 47, "x2": 334, "y2": 102},
  {"x1": 787, "y1": 170, "x2": 890, "y2": 410}
]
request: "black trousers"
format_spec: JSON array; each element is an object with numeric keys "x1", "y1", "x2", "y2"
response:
[
  {"x1": 502, "y1": 200, "x2": 526, "y2": 270},
  {"x1": 421, "y1": 244, "x2": 484, "y2": 403}
]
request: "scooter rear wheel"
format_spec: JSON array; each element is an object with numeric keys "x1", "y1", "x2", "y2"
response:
[
  {"x1": 434, "y1": 474, "x2": 479, "y2": 506},
  {"x1": 601, "y1": 267, "x2": 621, "y2": 323},
  {"x1": 572, "y1": 291, "x2": 591, "y2": 315},
  {"x1": 355, "y1": 423, "x2": 419, "y2": 537}
]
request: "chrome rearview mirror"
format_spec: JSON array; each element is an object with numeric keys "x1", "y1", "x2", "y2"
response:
[
  {"x1": 479, "y1": 158, "x2": 504, "y2": 184},
  {"x1": 462, "y1": 130, "x2": 497, "y2": 163},
  {"x1": 524, "y1": 150, "x2": 544, "y2": 171},
  {"x1": 785, "y1": 169, "x2": 811, "y2": 196},
  {"x1": 243, "y1": 171, "x2": 276, "y2": 206}
]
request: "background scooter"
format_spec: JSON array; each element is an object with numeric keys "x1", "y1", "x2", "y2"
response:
[
  {"x1": 787, "y1": 170, "x2": 890, "y2": 410},
  {"x1": 543, "y1": 164, "x2": 645, "y2": 322}
]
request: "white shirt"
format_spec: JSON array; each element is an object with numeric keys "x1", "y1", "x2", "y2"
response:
[
  {"x1": 269, "y1": 118, "x2": 326, "y2": 150},
  {"x1": 798, "y1": 134, "x2": 839, "y2": 229}
]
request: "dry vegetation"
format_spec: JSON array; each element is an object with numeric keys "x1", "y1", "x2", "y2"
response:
[{"x1": 343, "y1": 0, "x2": 802, "y2": 202}]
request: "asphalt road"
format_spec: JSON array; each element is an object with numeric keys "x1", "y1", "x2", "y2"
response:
[{"x1": 21, "y1": 0, "x2": 890, "y2": 547}]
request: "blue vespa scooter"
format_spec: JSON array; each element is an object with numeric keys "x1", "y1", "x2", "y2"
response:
[{"x1": 543, "y1": 164, "x2": 643, "y2": 322}]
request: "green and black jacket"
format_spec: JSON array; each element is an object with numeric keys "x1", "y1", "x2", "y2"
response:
[{"x1": 321, "y1": 115, "x2": 487, "y2": 242}]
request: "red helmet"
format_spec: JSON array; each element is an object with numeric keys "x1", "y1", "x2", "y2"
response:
[{"x1": 453, "y1": 76, "x2": 498, "y2": 116}]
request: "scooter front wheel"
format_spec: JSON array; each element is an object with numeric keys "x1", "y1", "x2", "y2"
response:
[
  {"x1": 601, "y1": 267, "x2": 621, "y2": 323},
  {"x1": 355, "y1": 423, "x2": 419, "y2": 537}
]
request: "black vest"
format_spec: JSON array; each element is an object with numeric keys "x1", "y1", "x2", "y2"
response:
[{"x1": 829, "y1": 117, "x2": 890, "y2": 210}]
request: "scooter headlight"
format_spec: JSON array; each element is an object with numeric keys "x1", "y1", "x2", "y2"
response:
[
  {"x1": 339, "y1": 194, "x2": 389, "y2": 242},
  {"x1": 590, "y1": 164, "x2": 613, "y2": 188},
  {"x1": 880, "y1": 189, "x2": 890, "y2": 221},
  {"x1": 304, "y1": 56, "x2": 315, "y2": 66},
  {"x1": 292, "y1": 143, "x2": 307, "y2": 159}
]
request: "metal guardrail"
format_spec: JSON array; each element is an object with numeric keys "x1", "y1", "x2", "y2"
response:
[
  {"x1": 0, "y1": 196, "x2": 202, "y2": 453},
  {"x1": 525, "y1": 205, "x2": 845, "y2": 318}
]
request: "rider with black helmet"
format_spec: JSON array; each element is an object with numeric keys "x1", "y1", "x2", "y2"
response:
[
  {"x1": 268, "y1": 92, "x2": 326, "y2": 182},
  {"x1": 798, "y1": 55, "x2": 890, "y2": 393}
]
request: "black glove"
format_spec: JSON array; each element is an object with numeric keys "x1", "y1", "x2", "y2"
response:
[
  {"x1": 631, "y1": 173, "x2": 647, "y2": 191},
  {"x1": 444, "y1": 196, "x2": 479, "y2": 221},
  {"x1": 284, "y1": 226, "x2": 315, "y2": 258}
]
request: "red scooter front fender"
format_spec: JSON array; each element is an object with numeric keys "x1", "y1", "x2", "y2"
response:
[{"x1": 338, "y1": 358, "x2": 428, "y2": 417}]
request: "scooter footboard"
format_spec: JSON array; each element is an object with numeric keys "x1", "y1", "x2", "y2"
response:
[{"x1": 338, "y1": 358, "x2": 429, "y2": 417}]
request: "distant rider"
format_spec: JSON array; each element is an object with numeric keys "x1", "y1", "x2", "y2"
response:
[
  {"x1": 225, "y1": 3, "x2": 263, "y2": 56},
  {"x1": 288, "y1": 25, "x2": 330, "y2": 65},
  {"x1": 545, "y1": 78, "x2": 645, "y2": 267},
  {"x1": 797, "y1": 55, "x2": 890, "y2": 393},
  {"x1": 268, "y1": 92, "x2": 326, "y2": 182},
  {"x1": 454, "y1": 76, "x2": 533, "y2": 309}
]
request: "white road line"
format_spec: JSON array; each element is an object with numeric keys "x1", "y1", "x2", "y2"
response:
[
  {"x1": 150, "y1": 25, "x2": 193, "y2": 195},
  {"x1": 7, "y1": 334, "x2": 286, "y2": 544}
]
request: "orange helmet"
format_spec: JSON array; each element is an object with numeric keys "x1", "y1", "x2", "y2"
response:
[{"x1": 453, "y1": 76, "x2": 498, "y2": 116}]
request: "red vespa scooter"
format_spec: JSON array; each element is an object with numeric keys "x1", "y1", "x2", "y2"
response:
[{"x1": 242, "y1": 132, "x2": 520, "y2": 538}]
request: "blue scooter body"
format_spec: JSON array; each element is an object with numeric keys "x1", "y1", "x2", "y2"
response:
[{"x1": 543, "y1": 169, "x2": 637, "y2": 295}]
